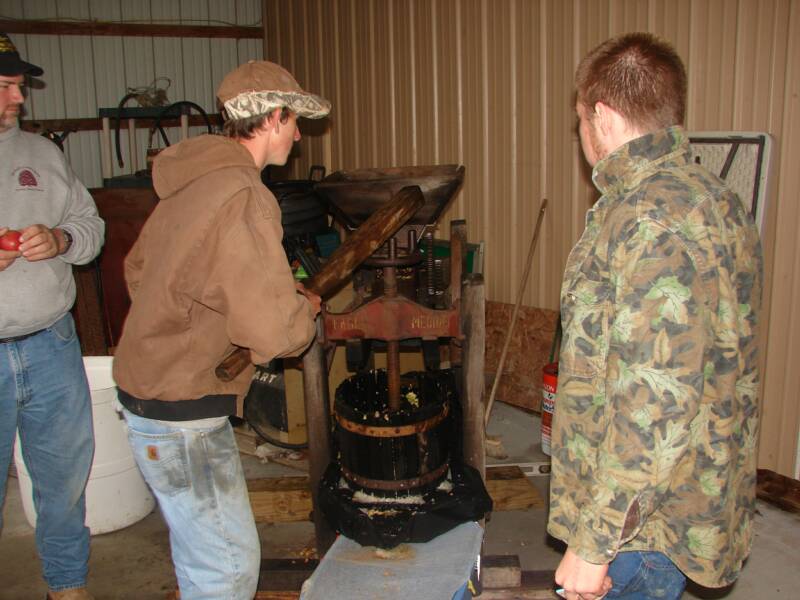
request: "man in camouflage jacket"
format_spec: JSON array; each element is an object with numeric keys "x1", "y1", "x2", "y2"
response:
[{"x1": 549, "y1": 33, "x2": 762, "y2": 600}]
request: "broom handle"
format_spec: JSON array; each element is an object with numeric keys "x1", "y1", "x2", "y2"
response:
[{"x1": 484, "y1": 199, "x2": 548, "y2": 428}]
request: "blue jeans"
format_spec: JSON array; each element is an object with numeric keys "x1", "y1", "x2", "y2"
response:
[
  {"x1": 0, "y1": 313, "x2": 94, "y2": 591},
  {"x1": 607, "y1": 551, "x2": 687, "y2": 600},
  {"x1": 122, "y1": 408, "x2": 260, "y2": 600}
]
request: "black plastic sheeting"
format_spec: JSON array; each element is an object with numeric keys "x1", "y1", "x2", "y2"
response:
[{"x1": 319, "y1": 460, "x2": 492, "y2": 549}]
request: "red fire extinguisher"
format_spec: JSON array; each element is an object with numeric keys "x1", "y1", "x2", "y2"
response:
[
  {"x1": 541, "y1": 320, "x2": 561, "y2": 456},
  {"x1": 541, "y1": 362, "x2": 558, "y2": 456}
]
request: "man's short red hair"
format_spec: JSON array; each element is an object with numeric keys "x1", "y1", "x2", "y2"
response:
[{"x1": 576, "y1": 32, "x2": 687, "y2": 131}]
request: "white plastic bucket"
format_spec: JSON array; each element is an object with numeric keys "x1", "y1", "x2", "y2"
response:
[{"x1": 14, "y1": 356, "x2": 155, "y2": 535}]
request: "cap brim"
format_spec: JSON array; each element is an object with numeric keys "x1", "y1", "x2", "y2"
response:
[
  {"x1": 223, "y1": 89, "x2": 331, "y2": 121},
  {"x1": 0, "y1": 57, "x2": 43, "y2": 77},
  {"x1": 22, "y1": 60, "x2": 43, "y2": 76},
  {"x1": 292, "y1": 92, "x2": 331, "y2": 119}
]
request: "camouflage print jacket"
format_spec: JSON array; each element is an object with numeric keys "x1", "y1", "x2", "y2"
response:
[{"x1": 547, "y1": 127, "x2": 763, "y2": 588}]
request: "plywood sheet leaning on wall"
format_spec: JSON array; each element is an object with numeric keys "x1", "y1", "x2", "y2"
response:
[{"x1": 485, "y1": 303, "x2": 559, "y2": 414}]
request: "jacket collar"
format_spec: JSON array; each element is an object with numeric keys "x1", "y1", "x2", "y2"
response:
[{"x1": 591, "y1": 126, "x2": 691, "y2": 196}]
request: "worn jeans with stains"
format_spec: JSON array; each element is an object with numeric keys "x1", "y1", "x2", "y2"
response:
[
  {"x1": 121, "y1": 409, "x2": 260, "y2": 600},
  {"x1": 606, "y1": 551, "x2": 687, "y2": 600},
  {"x1": 0, "y1": 313, "x2": 93, "y2": 592}
]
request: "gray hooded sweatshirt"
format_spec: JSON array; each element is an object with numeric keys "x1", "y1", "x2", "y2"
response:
[{"x1": 0, "y1": 126, "x2": 104, "y2": 337}]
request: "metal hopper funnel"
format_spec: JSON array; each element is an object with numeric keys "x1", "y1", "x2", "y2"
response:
[{"x1": 315, "y1": 165, "x2": 465, "y2": 242}]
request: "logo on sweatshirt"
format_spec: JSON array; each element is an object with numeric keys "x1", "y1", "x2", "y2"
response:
[{"x1": 12, "y1": 167, "x2": 43, "y2": 192}]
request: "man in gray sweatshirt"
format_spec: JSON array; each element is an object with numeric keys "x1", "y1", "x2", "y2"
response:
[{"x1": 0, "y1": 33, "x2": 104, "y2": 600}]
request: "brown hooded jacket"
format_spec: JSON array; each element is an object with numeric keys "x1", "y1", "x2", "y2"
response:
[{"x1": 112, "y1": 134, "x2": 316, "y2": 419}]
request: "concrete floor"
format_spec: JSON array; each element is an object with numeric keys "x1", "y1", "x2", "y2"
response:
[{"x1": 2, "y1": 402, "x2": 799, "y2": 599}]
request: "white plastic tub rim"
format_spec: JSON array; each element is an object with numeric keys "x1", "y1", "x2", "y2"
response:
[{"x1": 83, "y1": 355, "x2": 116, "y2": 392}]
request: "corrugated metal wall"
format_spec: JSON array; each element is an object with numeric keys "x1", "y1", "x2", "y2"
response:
[
  {"x1": 263, "y1": 0, "x2": 800, "y2": 477},
  {"x1": 1, "y1": 0, "x2": 263, "y2": 188}
]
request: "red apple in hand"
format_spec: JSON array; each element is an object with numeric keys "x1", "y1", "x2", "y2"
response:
[{"x1": 0, "y1": 230, "x2": 22, "y2": 251}]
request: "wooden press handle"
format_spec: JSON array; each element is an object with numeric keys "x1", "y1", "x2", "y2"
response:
[
  {"x1": 215, "y1": 185, "x2": 425, "y2": 382},
  {"x1": 215, "y1": 345, "x2": 253, "y2": 382}
]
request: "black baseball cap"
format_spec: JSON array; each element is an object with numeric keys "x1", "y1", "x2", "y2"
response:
[{"x1": 0, "y1": 32, "x2": 43, "y2": 77}]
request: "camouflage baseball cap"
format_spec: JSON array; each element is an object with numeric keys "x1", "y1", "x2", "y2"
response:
[
  {"x1": 0, "y1": 33, "x2": 43, "y2": 76},
  {"x1": 217, "y1": 60, "x2": 330, "y2": 120}
]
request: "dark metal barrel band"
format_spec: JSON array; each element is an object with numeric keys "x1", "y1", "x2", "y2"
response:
[
  {"x1": 335, "y1": 402, "x2": 449, "y2": 437},
  {"x1": 341, "y1": 460, "x2": 450, "y2": 492}
]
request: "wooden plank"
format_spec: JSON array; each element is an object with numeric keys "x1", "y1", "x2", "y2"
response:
[
  {"x1": 301, "y1": 319, "x2": 336, "y2": 552},
  {"x1": 757, "y1": 468, "x2": 800, "y2": 513},
  {"x1": 478, "y1": 570, "x2": 558, "y2": 599},
  {"x1": 233, "y1": 422, "x2": 264, "y2": 457},
  {"x1": 482, "y1": 554, "x2": 521, "y2": 589},
  {"x1": 0, "y1": 19, "x2": 262, "y2": 39},
  {"x1": 462, "y1": 274, "x2": 487, "y2": 478},
  {"x1": 248, "y1": 464, "x2": 543, "y2": 524},
  {"x1": 486, "y1": 465, "x2": 545, "y2": 511},
  {"x1": 248, "y1": 476, "x2": 313, "y2": 524},
  {"x1": 20, "y1": 114, "x2": 222, "y2": 134},
  {"x1": 258, "y1": 558, "x2": 318, "y2": 593}
]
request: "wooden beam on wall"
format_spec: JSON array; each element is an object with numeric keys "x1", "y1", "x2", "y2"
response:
[
  {"x1": 20, "y1": 114, "x2": 223, "y2": 134},
  {"x1": 0, "y1": 19, "x2": 262, "y2": 39}
]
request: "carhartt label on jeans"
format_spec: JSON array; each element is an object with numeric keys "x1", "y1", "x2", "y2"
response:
[{"x1": 146, "y1": 446, "x2": 159, "y2": 460}]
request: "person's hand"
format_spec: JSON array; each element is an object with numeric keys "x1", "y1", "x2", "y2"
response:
[
  {"x1": 18, "y1": 224, "x2": 64, "y2": 262},
  {"x1": 555, "y1": 548, "x2": 613, "y2": 600},
  {"x1": 0, "y1": 227, "x2": 21, "y2": 271},
  {"x1": 296, "y1": 281, "x2": 322, "y2": 316}
]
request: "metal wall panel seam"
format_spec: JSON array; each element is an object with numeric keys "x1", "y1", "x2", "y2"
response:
[
  {"x1": 543, "y1": 0, "x2": 556, "y2": 309},
  {"x1": 408, "y1": 0, "x2": 416, "y2": 165},
  {"x1": 350, "y1": 0, "x2": 361, "y2": 168},
  {"x1": 455, "y1": 0, "x2": 464, "y2": 217},
  {"x1": 481, "y1": 0, "x2": 490, "y2": 295},
  {"x1": 758, "y1": 0, "x2": 790, "y2": 477},
  {"x1": 509, "y1": 0, "x2": 519, "y2": 303},
  {"x1": 273, "y1": 0, "x2": 283, "y2": 66},
  {"x1": 286, "y1": 0, "x2": 298, "y2": 178},
  {"x1": 430, "y1": 0, "x2": 439, "y2": 165},
  {"x1": 388, "y1": 0, "x2": 396, "y2": 167},
  {"x1": 647, "y1": 0, "x2": 656, "y2": 33},
  {"x1": 368, "y1": 0, "x2": 378, "y2": 167},
  {"x1": 301, "y1": 0, "x2": 311, "y2": 178},
  {"x1": 772, "y1": 0, "x2": 800, "y2": 475},
  {"x1": 756, "y1": 0, "x2": 772, "y2": 129},
  {"x1": 333, "y1": 0, "x2": 343, "y2": 169},
  {"x1": 289, "y1": 0, "x2": 298, "y2": 75},
  {"x1": 315, "y1": 0, "x2": 332, "y2": 173}
]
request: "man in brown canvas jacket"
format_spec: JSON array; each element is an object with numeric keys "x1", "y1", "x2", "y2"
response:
[
  {"x1": 548, "y1": 33, "x2": 762, "y2": 600},
  {"x1": 112, "y1": 61, "x2": 329, "y2": 600}
]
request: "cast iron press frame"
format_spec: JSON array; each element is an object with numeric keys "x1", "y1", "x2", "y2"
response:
[{"x1": 300, "y1": 165, "x2": 488, "y2": 552}]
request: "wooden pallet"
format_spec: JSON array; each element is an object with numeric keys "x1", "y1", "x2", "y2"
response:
[{"x1": 247, "y1": 464, "x2": 544, "y2": 524}]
